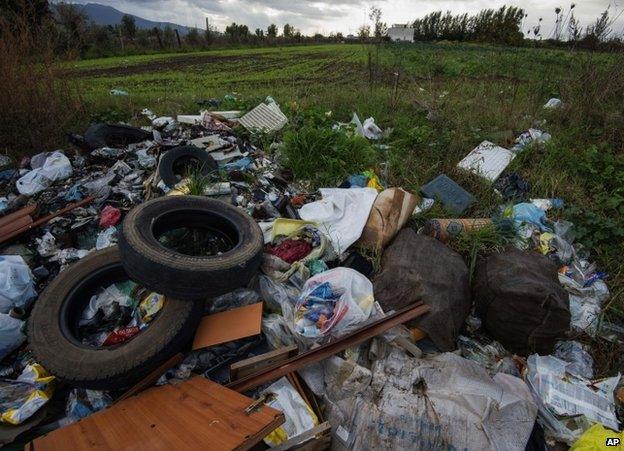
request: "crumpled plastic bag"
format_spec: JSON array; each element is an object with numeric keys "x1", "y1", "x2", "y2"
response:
[
  {"x1": 294, "y1": 267, "x2": 374, "y2": 340},
  {"x1": 312, "y1": 350, "x2": 537, "y2": 451},
  {"x1": 0, "y1": 364, "x2": 55, "y2": 425},
  {"x1": 512, "y1": 202, "x2": 550, "y2": 232},
  {"x1": 525, "y1": 354, "x2": 621, "y2": 443},
  {"x1": 0, "y1": 313, "x2": 25, "y2": 362},
  {"x1": 262, "y1": 378, "x2": 318, "y2": 447},
  {"x1": 95, "y1": 226, "x2": 117, "y2": 250},
  {"x1": 99, "y1": 205, "x2": 121, "y2": 228},
  {"x1": 0, "y1": 255, "x2": 37, "y2": 313},
  {"x1": 16, "y1": 151, "x2": 72, "y2": 196},
  {"x1": 66, "y1": 388, "x2": 112, "y2": 423},
  {"x1": 351, "y1": 113, "x2": 383, "y2": 140}
]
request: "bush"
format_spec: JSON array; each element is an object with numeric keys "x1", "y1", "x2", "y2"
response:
[
  {"x1": 0, "y1": 10, "x2": 82, "y2": 157},
  {"x1": 281, "y1": 126, "x2": 378, "y2": 188}
]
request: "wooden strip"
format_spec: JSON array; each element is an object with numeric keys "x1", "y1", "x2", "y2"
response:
[
  {"x1": 272, "y1": 422, "x2": 331, "y2": 451},
  {"x1": 0, "y1": 204, "x2": 36, "y2": 229},
  {"x1": 116, "y1": 353, "x2": 184, "y2": 403},
  {"x1": 0, "y1": 214, "x2": 32, "y2": 237},
  {"x1": 227, "y1": 302, "x2": 430, "y2": 393},
  {"x1": 193, "y1": 302, "x2": 263, "y2": 350},
  {"x1": 230, "y1": 345, "x2": 299, "y2": 381},
  {"x1": 0, "y1": 197, "x2": 93, "y2": 245},
  {"x1": 29, "y1": 377, "x2": 284, "y2": 451}
]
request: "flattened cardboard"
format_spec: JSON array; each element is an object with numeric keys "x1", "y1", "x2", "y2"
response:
[{"x1": 192, "y1": 302, "x2": 263, "y2": 350}]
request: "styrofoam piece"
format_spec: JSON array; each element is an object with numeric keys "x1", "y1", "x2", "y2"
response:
[
  {"x1": 457, "y1": 141, "x2": 515, "y2": 182},
  {"x1": 239, "y1": 103, "x2": 288, "y2": 133}
]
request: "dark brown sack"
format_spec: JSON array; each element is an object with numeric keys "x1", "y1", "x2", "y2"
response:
[
  {"x1": 373, "y1": 229, "x2": 471, "y2": 351},
  {"x1": 473, "y1": 248, "x2": 570, "y2": 355}
]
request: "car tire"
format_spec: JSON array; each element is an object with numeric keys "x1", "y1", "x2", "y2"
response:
[
  {"x1": 118, "y1": 196, "x2": 263, "y2": 301},
  {"x1": 27, "y1": 247, "x2": 203, "y2": 390},
  {"x1": 158, "y1": 145, "x2": 218, "y2": 187}
]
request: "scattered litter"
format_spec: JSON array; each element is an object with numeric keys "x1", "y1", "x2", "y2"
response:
[
  {"x1": 544, "y1": 98, "x2": 563, "y2": 109},
  {"x1": 474, "y1": 248, "x2": 570, "y2": 355},
  {"x1": 457, "y1": 140, "x2": 516, "y2": 182},
  {"x1": 0, "y1": 364, "x2": 54, "y2": 425},
  {"x1": 350, "y1": 113, "x2": 383, "y2": 140},
  {"x1": 0, "y1": 313, "x2": 25, "y2": 361},
  {"x1": 294, "y1": 267, "x2": 373, "y2": 340},
  {"x1": 192, "y1": 302, "x2": 263, "y2": 350},
  {"x1": 16, "y1": 151, "x2": 72, "y2": 196},
  {"x1": 66, "y1": 389, "x2": 112, "y2": 423},
  {"x1": 0, "y1": 255, "x2": 37, "y2": 313},
  {"x1": 420, "y1": 174, "x2": 475, "y2": 214},
  {"x1": 357, "y1": 187, "x2": 419, "y2": 249},
  {"x1": 99, "y1": 205, "x2": 121, "y2": 228},
  {"x1": 109, "y1": 89, "x2": 128, "y2": 96},
  {"x1": 299, "y1": 188, "x2": 377, "y2": 254},
  {"x1": 374, "y1": 229, "x2": 471, "y2": 351},
  {"x1": 262, "y1": 377, "x2": 318, "y2": 447},
  {"x1": 423, "y1": 217, "x2": 492, "y2": 243},
  {"x1": 525, "y1": 354, "x2": 620, "y2": 442},
  {"x1": 239, "y1": 100, "x2": 288, "y2": 133}
]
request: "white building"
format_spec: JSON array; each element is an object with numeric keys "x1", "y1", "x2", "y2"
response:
[{"x1": 388, "y1": 24, "x2": 414, "y2": 42}]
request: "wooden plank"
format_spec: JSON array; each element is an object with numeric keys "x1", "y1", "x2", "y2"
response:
[
  {"x1": 0, "y1": 204, "x2": 36, "y2": 229},
  {"x1": 0, "y1": 214, "x2": 32, "y2": 237},
  {"x1": 193, "y1": 302, "x2": 263, "y2": 350},
  {"x1": 272, "y1": 422, "x2": 331, "y2": 451},
  {"x1": 230, "y1": 345, "x2": 299, "y2": 381},
  {"x1": 227, "y1": 302, "x2": 430, "y2": 393},
  {"x1": 115, "y1": 353, "x2": 184, "y2": 403},
  {"x1": 29, "y1": 377, "x2": 284, "y2": 451},
  {"x1": 0, "y1": 197, "x2": 93, "y2": 245}
]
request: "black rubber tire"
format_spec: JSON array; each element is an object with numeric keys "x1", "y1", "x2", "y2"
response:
[
  {"x1": 118, "y1": 196, "x2": 264, "y2": 301},
  {"x1": 158, "y1": 145, "x2": 218, "y2": 187},
  {"x1": 27, "y1": 247, "x2": 203, "y2": 390}
]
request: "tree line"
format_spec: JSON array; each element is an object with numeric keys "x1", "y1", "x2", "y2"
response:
[{"x1": 2, "y1": 0, "x2": 622, "y2": 58}]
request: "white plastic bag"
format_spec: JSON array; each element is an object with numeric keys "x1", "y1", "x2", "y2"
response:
[
  {"x1": 299, "y1": 188, "x2": 377, "y2": 254},
  {"x1": 350, "y1": 113, "x2": 382, "y2": 140},
  {"x1": 262, "y1": 378, "x2": 318, "y2": 447},
  {"x1": 0, "y1": 256, "x2": 37, "y2": 313},
  {"x1": 16, "y1": 151, "x2": 72, "y2": 195},
  {"x1": 294, "y1": 267, "x2": 374, "y2": 339},
  {"x1": 0, "y1": 313, "x2": 25, "y2": 361}
]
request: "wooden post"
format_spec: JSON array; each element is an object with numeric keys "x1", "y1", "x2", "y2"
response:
[
  {"x1": 174, "y1": 28, "x2": 182, "y2": 47},
  {"x1": 118, "y1": 27, "x2": 124, "y2": 52},
  {"x1": 154, "y1": 27, "x2": 163, "y2": 49}
]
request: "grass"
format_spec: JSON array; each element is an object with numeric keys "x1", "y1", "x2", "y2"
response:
[{"x1": 8, "y1": 41, "x2": 624, "y2": 373}]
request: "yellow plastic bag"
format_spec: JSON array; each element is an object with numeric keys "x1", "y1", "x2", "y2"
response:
[
  {"x1": 570, "y1": 424, "x2": 624, "y2": 450},
  {"x1": 0, "y1": 364, "x2": 55, "y2": 425}
]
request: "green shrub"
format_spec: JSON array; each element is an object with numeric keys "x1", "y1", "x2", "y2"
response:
[{"x1": 281, "y1": 126, "x2": 378, "y2": 188}]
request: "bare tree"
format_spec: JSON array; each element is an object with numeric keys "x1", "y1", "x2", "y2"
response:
[{"x1": 369, "y1": 6, "x2": 387, "y2": 39}]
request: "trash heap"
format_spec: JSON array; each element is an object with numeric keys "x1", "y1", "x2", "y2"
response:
[{"x1": 0, "y1": 94, "x2": 621, "y2": 449}]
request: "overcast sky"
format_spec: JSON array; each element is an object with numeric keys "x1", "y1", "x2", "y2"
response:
[{"x1": 79, "y1": 0, "x2": 624, "y2": 37}]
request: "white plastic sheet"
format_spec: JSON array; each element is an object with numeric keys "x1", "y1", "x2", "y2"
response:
[
  {"x1": 299, "y1": 188, "x2": 378, "y2": 254},
  {"x1": 307, "y1": 350, "x2": 537, "y2": 450},
  {"x1": 16, "y1": 151, "x2": 72, "y2": 196},
  {"x1": 262, "y1": 378, "x2": 318, "y2": 447},
  {"x1": 0, "y1": 256, "x2": 37, "y2": 313},
  {"x1": 0, "y1": 313, "x2": 25, "y2": 361},
  {"x1": 525, "y1": 354, "x2": 621, "y2": 438}
]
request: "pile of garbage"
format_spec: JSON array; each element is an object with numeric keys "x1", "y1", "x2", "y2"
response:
[{"x1": 0, "y1": 95, "x2": 621, "y2": 449}]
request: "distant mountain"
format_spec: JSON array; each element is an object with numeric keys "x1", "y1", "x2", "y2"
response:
[{"x1": 58, "y1": 3, "x2": 193, "y2": 34}]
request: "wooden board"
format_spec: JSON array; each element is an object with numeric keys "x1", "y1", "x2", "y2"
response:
[
  {"x1": 230, "y1": 345, "x2": 298, "y2": 381},
  {"x1": 192, "y1": 302, "x2": 263, "y2": 350},
  {"x1": 29, "y1": 377, "x2": 284, "y2": 451}
]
